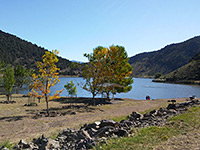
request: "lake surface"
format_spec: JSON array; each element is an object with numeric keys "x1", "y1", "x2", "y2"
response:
[{"x1": 1, "y1": 77, "x2": 200, "y2": 100}]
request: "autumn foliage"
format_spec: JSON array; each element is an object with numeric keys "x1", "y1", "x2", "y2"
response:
[
  {"x1": 29, "y1": 50, "x2": 63, "y2": 115},
  {"x1": 82, "y1": 45, "x2": 133, "y2": 103}
]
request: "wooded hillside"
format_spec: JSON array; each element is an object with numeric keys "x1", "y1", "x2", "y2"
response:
[
  {"x1": 0, "y1": 30, "x2": 81, "y2": 75},
  {"x1": 129, "y1": 36, "x2": 200, "y2": 77},
  {"x1": 165, "y1": 52, "x2": 200, "y2": 81}
]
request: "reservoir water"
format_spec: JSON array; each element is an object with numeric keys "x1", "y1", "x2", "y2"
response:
[{"x1": 1, "y1": 78, "x2": 200, "y2": 100}]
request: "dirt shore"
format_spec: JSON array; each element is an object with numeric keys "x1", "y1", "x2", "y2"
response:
[{"x1": 0, "y1": 94, "x2": 187, "y2": 144}]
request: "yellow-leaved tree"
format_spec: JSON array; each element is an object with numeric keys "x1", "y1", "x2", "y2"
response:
[
  {"x1": 82, "y1": 45, "x2": 133, "y2": 103},
  {"x1": 29, "y1": 50, "x2": 63, "y2": 116}
]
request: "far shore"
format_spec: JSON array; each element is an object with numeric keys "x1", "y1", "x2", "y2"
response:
[
  {"x1": 59, "y1": 74, "x2": 81, "y2": 78},
  {"x1": 152, "y1": 78, "x2": 200, "y2": 85}
]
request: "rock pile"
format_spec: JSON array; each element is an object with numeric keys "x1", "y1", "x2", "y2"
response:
[
  {"x1": 24, "y1": 103, "x2": 38, "y2": 107},
  {"x1": 33, "y1": 111, "x2": 68, "y2": 118},
  {"x1": 0, "y1": 101, "x2": 16, "y2": 104},
  {"x1": 2, "y1": 100, "x2": 199, "y2": 150}
]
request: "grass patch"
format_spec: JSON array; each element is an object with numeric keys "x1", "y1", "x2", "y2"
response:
[
  {"x1": 93, "y1": 106, "x2": 200, "y2": 150},
  {"x1": 0, "y1": 140, "x2": 14, "y2": 150},
  {"x1": 111, "y1": 115, "x2": 127, "y2": 122},
  {"x1": 49, "y1": 132, "x2": 59, "y2": 140}
]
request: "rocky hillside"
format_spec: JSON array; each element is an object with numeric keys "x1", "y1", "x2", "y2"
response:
[
  {"x1": 129, "y1": 36, "x2": 200, "y2": 77},
  {"x1": 165, "y1": 52, "x2": 200, "y2": 81},
  {"x1": 0, "y1": 30, "x2": 81, "y2": 75}
]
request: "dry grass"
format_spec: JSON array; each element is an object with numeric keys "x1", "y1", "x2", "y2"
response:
[
  {"x1": 154, "y1": 130, "x2": 200, "y2": 150},
  {"x1": 0, "y1": 94, "x2": 187, "y2": 144}
]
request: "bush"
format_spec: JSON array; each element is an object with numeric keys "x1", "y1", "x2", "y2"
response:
[{"x1": 154, "y1": 72, "x2": 162, "y2": 79}]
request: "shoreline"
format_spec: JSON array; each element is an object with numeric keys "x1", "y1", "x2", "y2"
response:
[
  {"x1": 59, "y1": 75, "x2": 81, "y2": 78},
  {"x1": 152, "y1": 79, "x2": 200, "y2": 85}
]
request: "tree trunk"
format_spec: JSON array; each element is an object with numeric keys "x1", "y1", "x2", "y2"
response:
[
  {"x1": 6, "y1": 94, "x2": 10, "y2": 102},
  {"x1": 45, "y1": 95, "x2": 49, "y2": 116},
  {"x1": 38, "y1": 97, "x2": 41, "y2": 103},
  {"x1": 92, "y1": 94, "x2": 95, "y2": 106},
  {"x1": 45, "y1": 80, "x2": 49, "y2": 116},
  {"x1": 16, "y1": 88, "x2": 19, "y2": 94},
  {"x1": 112, "y1": 86, "x2": 114, "y2": 100},
  {"x1": 106, "y1": 92, "x2": 110, "y2": 99}
]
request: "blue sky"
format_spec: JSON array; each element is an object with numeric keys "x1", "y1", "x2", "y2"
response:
[{"x1": 0, "y1": 0, "x2": 200, "y2": 62}]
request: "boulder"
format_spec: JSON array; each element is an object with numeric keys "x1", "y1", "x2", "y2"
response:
[
  {"x1": 0, "y1": 146, "x2": 9, "y2": 150},
  {"x1": 57, "y1": 135, "x2": 67, "y2": 143},
  {"x1": 81, "y1": 121, "x2": 101, "y2": 130},
  {"x1": 81, "y1": 129, "x2": 93, "y2": 140},
  {"x1": 128, "y1": 112, "x2": 143, "y2": 121},
  {"x1": 168, "y1": 99, "x2": 176, "y2": 104},
  {"x1": 70, "y1": 112, "x2": 76, "y2": 115},
  {"x1": 120, "y1": 120, "x2": 133, "y2": 127},
  {"x1": 114, "y1": 128, "x2": 129, "y2": 137},
  {"x1": 48, "y1": 139, "x2": 60, "y2": 149},
  {"x1": 59, "y1": 128, "x2": 75, "y2": 136},
  {"x1": 18, "y1": 139, "x2": 31, "y2": 149},
  {"x1": 33, "y1": 134, "x2": 48, "y2": 149},
  {"x1": 167, "y1": 104, "x2": 177, "y2": 109},
  {"x1": 99, "y1": 119, "x2": 117, "y2": 128},
  {"x1": 86, "y1": 128, "x2": 98, "y2": 137},
  {"x1": 95, "y1": 126, "x2": 115, "y2": 138},
  {"x1": 13, "y1": 139, "x2": 39, "y2": 150}
]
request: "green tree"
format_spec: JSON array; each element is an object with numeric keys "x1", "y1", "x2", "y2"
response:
[
  {"x1": 2, "y1": 65, "x2": 15, "y2": 102},
  {"x1": 64, "y1": 81, "x2": 77, "y2": 97},
  {"x1": 82, "y1": 45, "x2": 133, "y2": 101},
  {"x1": 82, "y1": 47, "x2": 106, "y2": 104},
  {"x1": 14, "y1": 65, "x2": 32, "y2": 94},
  {"x1": 105, "y1": 45, "x2": 133, "y2": 98},
  {"x1": 154, "y1": 72, "x2": 162, "y2": 79}
]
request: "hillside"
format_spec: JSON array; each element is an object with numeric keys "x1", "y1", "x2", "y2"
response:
[
  {"x1": 129, "y1": 36, "x2": 200, "y2": 77},
  {"x1": 165, "y1": 52, "x2": 200, "y2": 82},
  {"x1": 0, "y1": 30, "x2": 81, "y2": 75}
]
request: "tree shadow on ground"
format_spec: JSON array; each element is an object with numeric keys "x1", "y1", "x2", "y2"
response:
[
  {"x1": 25, "y1": 109, "x2": 39, "y2": 115},
  {"x1": 53, "y1": 97, "x2": 124, "y2": 105},
  {"x1": 50, "y1": 104, "x2": 104, "y2": 113},
  {"x1": 0, "y1": 115, "x2": 28, "y2": 122},
  {"x1": 31, "y1": 104, "x2": 104, "y2": 119}
]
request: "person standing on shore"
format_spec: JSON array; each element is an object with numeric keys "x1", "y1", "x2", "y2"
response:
[{"x1": 146, "y1": 95, "x2": 150, "y2": 100}]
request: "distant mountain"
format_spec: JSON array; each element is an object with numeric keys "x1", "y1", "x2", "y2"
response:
[
  {"x1": 71, "y1": 60, "x2": 84, "y2": 64},
  {"x1": 0, "y1": 30, "x2": 81, "y2": 75},
  {"x1": 165, "y1": 52, "x2": 200, "y2": 81},
  {"x1": 129, "y1": 36, "x2": 200, "y2": 77}
]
